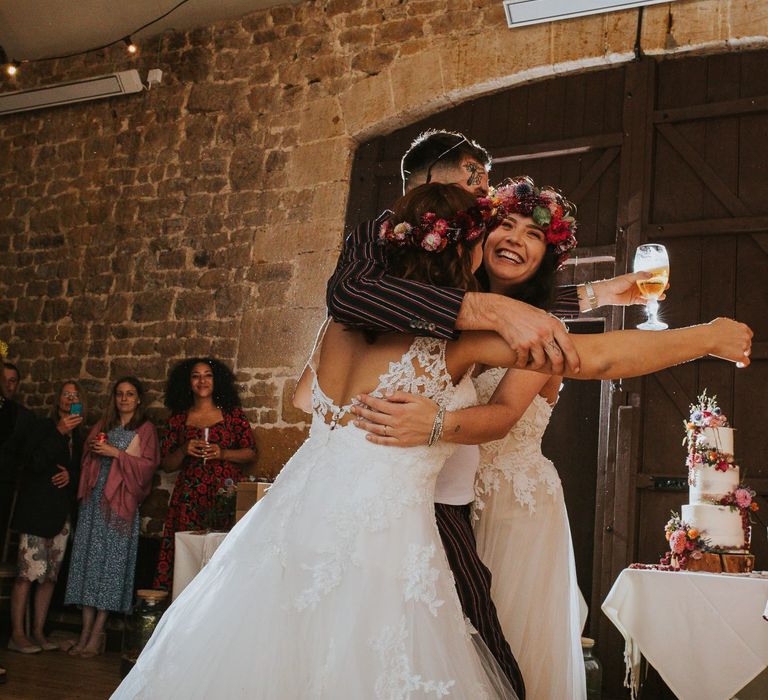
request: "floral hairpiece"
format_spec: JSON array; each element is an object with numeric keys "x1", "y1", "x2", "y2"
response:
[
  {"x1": 378, "y1": 205, "x2": 488, "y2": 254},
  {"x1": 478, "y1": 176, "x2": 578, "y2": 264}
]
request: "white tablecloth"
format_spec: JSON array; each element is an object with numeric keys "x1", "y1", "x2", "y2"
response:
[
  {"x1": 172, "y1": 530, "x2": 228, "y2": 600},
  {"x1": 602, "y1": 568, "x2": 768, "y2": 700}
]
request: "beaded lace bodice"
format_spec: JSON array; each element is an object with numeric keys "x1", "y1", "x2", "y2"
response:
[
  {"x1": 473, "y1": 367, "x2": 560, "y2": 516},
  {"x1": 309, "y1": 323, "x2": 476, "y2": 430}
]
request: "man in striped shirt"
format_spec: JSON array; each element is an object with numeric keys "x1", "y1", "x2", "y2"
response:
[{"x1": 326, "y1": 130, "x2": 653, "y2": 696}]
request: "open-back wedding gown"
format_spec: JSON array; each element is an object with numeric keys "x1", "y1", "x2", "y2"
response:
[{"x1": 112, "y1": 332, "x2": 516, "y2": 699}]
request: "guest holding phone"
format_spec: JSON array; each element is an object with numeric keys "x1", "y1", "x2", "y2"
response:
[{"x1": 9, "y1": 381, "x2": 85, "y2": 653}]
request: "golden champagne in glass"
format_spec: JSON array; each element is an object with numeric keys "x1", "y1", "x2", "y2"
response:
[{"x1": 633, "y1": 244, "x2": 669, "y2": 330}]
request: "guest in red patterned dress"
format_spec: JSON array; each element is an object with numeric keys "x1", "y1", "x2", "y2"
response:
[{"x1": 152, "y1": 359, "x2": 256, "y2": 590}]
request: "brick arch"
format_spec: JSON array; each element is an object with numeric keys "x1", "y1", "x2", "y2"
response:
[{"x1": 337, "y1": 3, "x2": 768, "y2": 142}]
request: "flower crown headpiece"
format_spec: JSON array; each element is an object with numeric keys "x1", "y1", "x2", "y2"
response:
[
  {"x1": 479, "y1": 177, "x2": 578, "y2": 264},
  {"x1": 378, "y1": 205, "x2": 488, "y2": 253}
]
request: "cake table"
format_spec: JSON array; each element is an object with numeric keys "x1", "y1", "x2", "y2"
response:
[{"x1": 602, "y1": 568, "x2": 768, "y2": 699}]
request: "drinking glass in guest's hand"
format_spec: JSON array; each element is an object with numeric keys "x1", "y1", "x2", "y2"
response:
[
  {"x1": 633, "y1": 244, "x2": 669, "y2": 330},
  {"x1": 202, "y1": 427, "x2": 210, "y2": 464}
]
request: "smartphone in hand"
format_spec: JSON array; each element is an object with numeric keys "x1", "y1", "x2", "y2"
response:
[{"x1": 70, "y1": 403, "x2": 83, "y2": 416}]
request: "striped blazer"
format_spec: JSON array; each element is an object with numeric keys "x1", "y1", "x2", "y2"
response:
[{"x1": 326, "y1": 217, "x2": 581, "y2": 338}]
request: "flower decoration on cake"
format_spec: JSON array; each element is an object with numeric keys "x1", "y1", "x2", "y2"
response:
[
  {"x1": 684, "y1": 391, "x2": 736, "y2": 484},
  {"x1": 659, "y1": 512, "x2": 710, "y2": 569},
  {"x1": 378, "y1": 205, "x2": 487, "y2": 254},
  {"x1": 477, "y1": 176, "x2": 578, "y2": 265},
  {"x1": 711, "y1": 484, "x2": 759, "y2": 550}
]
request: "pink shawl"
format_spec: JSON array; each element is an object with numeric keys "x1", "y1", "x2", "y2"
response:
[{"x1": 79, "y1": 420, "x2": 160, "y2": 524}]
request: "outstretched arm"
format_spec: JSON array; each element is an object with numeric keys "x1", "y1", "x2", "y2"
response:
[
  {"x1": 452, "y1": 318, "x2": 752, "y2": 381},
  {"x1": 576, "y1": 272, "x2": 668, "y2": 313}
]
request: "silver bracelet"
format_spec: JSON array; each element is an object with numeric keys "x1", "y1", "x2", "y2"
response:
[
  {"x1": 428, "y1": 406, "x2": 446, "y2": 447},
  {"x1": 584, "y1": 281, "x2": 599, "y2": 311}
]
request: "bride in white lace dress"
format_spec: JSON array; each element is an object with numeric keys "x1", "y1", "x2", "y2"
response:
[
  {"x1": 112, "y1": 184, "x2": 520, "y2": 700},
  {"x1": 473, "y1": 369, "x2": 587, "y2": 700}
]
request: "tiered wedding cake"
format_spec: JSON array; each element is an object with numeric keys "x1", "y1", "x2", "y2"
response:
[{"x1": 680, "y1": 392, "x2": 750, "y2": 552}]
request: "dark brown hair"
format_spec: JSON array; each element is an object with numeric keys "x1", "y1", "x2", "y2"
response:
[
  {"x1": 101, "y1": 376, "x2": 148, "y2": 431},
  {"x1": 401, "y1": 130, "x2": 491, "y2": 190},
  {"x1": 386, "y1": 183, "x2": 482, "y2": 293}
]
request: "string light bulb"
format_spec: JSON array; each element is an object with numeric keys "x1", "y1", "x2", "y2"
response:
[
  {"x1": 124, "y1": 37, "x2": 138, "y2": 54},
  {"x1": 5, "y1": 60, "x2": 20, "y2": 77}
]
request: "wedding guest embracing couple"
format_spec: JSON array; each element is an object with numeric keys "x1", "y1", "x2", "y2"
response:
[{"x1": 111, "y1": 131, "x2": 752, "y2": 700}]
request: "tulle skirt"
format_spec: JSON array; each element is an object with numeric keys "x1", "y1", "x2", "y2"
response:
[
  {"x1": 113, "y1": 428, "x2": 517, "y2": 699},
  {"x1": 475, "y1": 477, "x2": 587, "y2": 700}
]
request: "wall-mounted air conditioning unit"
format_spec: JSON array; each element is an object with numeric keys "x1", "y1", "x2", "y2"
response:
[
  {"x1": 503, "y1": 0, "x2": 679, "y2": 28},
  {"x1": 0, "y1": 69, "x2": 143, "y2": 116}
]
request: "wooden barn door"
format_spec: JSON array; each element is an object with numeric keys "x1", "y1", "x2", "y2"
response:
[
  {"x1": 611, "y1": 52, "x2": 768, "y2": 698},
  {"x1": 345, "y1": 50, "x2": 768, "y2": 699}
]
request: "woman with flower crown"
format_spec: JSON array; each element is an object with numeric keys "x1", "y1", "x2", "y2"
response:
[
  {"x1": 351, "y1": 177, "x2": 753, "y2": 699},
  {"x1": 112, "y1": 182, "x2": 750, "y2": 700},
  {"x1": 469, "y1": 178, "x2": 591, "y2": 700}
]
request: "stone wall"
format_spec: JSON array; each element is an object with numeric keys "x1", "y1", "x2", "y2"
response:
[{"x1": 1, "y1": 0, "x2": 766, "y2": 475}]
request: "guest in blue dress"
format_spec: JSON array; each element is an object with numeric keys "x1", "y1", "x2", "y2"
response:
[{"x1": 65, "y1": 376, "x2": 159, "y2": 658}]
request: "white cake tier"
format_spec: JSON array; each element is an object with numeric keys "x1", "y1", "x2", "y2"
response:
[
  {"x1": 698, "y1": 427, "x2": 734, "y2": 456},
  {"x1": 689, "y1": 464, "x2": 740, "y2": 503},
  {"x1": 681, "y1": 503, "x2": 746, "y2": 550}
]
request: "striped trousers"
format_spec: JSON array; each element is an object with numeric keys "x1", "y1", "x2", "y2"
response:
[{"x1": 435, "y1": 502, "x2": 526, "y2": 699}]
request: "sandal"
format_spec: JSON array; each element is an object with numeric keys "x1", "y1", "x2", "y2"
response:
[
  {"x1": 32, "y1": 636, "x2": 60, "y2": 652},
  {"x1": 7, "y1": 638, "x2": 42, "y2": 654},
  {"x1": 79, "y1": 633, "x2": 106, "y2": 659},
  {"x1": 59, "y1": 638, "x2": 78, "y2": 652}
]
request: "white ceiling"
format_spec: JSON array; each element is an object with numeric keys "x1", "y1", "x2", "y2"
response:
[{"x1": 0, "y1": 0, "x2": 299, "y2": 62}]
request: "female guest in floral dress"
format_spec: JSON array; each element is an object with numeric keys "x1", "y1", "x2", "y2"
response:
[
  {"x1": 10, "y1": 381, "x2": 85, "y2": 654},
  {"x1": 153, "y1": 358, "x2": 256, "y2": 590},
  {"x1": 65, "y1": 377, "x2": 159, "y2": 657}
]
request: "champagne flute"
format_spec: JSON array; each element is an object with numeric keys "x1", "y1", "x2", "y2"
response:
[
  {"x1": 633, "y1": 243, "x2": 669, "y2": 330},
  {"x1": 202, "y1": 427, "x2": 210, "y2": 464}
]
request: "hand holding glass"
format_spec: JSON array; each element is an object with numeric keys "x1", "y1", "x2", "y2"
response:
[
  {"x1": 633, "y1": 244, "x2": 669, "y2": 330},
  {"x1": 202, "y1": 427, "x2": 210, "y2": 464}
]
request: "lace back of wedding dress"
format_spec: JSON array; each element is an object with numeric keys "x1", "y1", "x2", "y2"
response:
[{"x1": 307, "y1": 323, "x2": 472, "y2": 430}]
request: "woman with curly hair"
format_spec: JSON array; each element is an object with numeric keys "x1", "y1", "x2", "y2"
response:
[{"x1": 152, "y1": 359, "x2": 256, "y2": 591}]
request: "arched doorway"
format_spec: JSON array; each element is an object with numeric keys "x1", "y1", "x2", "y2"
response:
[{"x1": 345, "y1": 50, "x2": 768, "y2": 697}]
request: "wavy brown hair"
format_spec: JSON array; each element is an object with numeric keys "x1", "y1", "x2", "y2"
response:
[
  {"x1": 385, "y1": 183, "x2": 482, "y2": 293},
  {"x1": 101, "y1": 376, "x2": 149, "y2": 431}
]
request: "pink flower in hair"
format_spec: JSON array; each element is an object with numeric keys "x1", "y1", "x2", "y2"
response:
[
  {"x1": 421, "y1": 232, "x2": 445, "y2": 252},
  {"x1": 432, "y1": 219, "x2": 449, "y2": 236}
]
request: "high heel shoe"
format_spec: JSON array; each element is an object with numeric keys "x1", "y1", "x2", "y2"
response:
[
  {"x1": 79, "y1": 633, "x2": 106, "y2": 659},
  {"x1": 7, "y1": 638, "x2": 42, "y2": 654}
]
